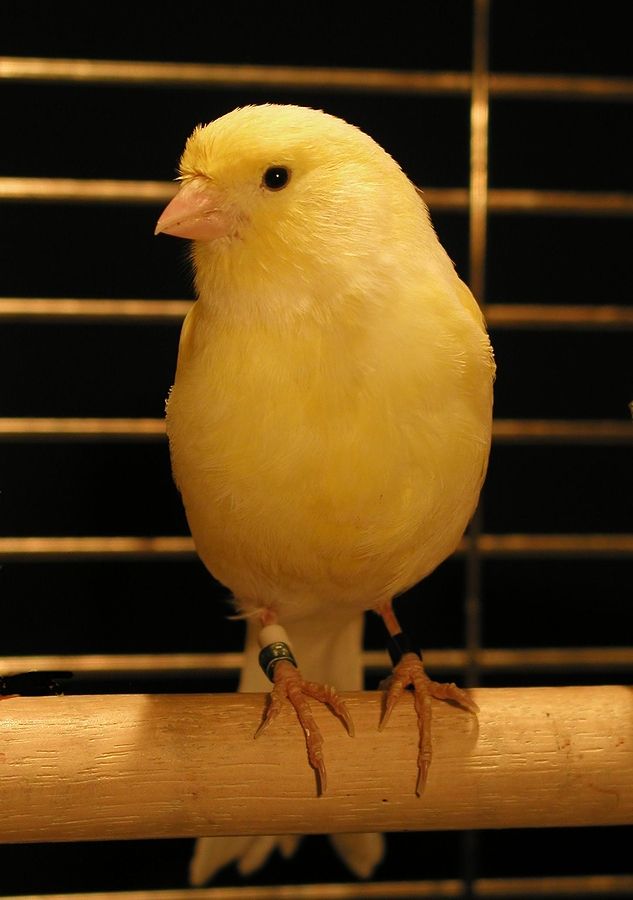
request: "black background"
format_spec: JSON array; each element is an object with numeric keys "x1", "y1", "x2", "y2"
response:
[{"x1": 1, "y1": 0, "x2": 632, "y2": 894}]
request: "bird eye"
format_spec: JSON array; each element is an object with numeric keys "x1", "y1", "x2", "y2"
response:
[{"x1": 263, "y1": 166, "x2": 290, "y2": 191}]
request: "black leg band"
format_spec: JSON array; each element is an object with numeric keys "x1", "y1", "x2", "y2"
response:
[
  {"x1": 387, "y1": 632, "x2": 422, "y2": 667},
  {"x1": 258, "y1": 641, "x2": 298, "y2": 682}
]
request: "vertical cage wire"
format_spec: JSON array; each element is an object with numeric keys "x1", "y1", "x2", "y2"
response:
[{"x1": 463, "y1": 2, "x2": 490, "y2": 894}]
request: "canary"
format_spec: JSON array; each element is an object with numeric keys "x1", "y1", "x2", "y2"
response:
[{"x1": 156, "y1": 104, "x2": 494, "y2": 882}]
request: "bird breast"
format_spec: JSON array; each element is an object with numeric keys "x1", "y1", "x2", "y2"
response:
[{"x1": 166, "y1": 295, "x2": 492, "y2": 620}]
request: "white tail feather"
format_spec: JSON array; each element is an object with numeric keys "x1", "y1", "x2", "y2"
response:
[{"x1": 189, "y1": 611, "x2": 384, "y2": 884}]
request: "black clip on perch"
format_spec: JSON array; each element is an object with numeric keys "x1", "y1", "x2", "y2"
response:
[{"x1": 0, "y1": 670, "x2": 73, "y2": 698}]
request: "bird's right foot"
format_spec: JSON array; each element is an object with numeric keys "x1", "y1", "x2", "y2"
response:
[{"x1": 255, "y1": 659, "x2": 354, "y2": 794}]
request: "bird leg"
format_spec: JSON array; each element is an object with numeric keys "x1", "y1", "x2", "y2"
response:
[
  {"x1": 254, "y1": 617, "x2": 354, "y2": 794},
  {"x1": 377, "y1": 600, "x2": 478, "y2": 795}
]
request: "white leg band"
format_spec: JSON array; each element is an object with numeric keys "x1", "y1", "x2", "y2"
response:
[{"x1": 258, "y1": 623, "x2": 292, "y2": 650}]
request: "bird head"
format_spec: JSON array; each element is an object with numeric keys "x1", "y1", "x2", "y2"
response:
[{"x1": 155, "y1": 104, "x2": 427, "y2": 321}]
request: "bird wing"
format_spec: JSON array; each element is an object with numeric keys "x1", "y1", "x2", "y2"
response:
[{"x1": 455, "y1": 277, "x2": 487, "y2": 329}]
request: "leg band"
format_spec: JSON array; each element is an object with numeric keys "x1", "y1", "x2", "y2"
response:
[
  {"x1": 258, "y1": 623, "x2": 292, "y2": 649},
  {"x1": 259, "y1": 641, "x2": 298, "y2": 682},
  {"x1": 387, "y1": 632, "x2": 422, "y2": 667}
]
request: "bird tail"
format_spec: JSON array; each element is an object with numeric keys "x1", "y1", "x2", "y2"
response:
[{"x1": 189, "y1": 610, "x2": 385, "y2": 885}]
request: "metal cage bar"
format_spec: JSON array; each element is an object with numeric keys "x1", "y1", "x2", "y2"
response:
[
  {"x1": 1, "y1": 297, "x2": 632, "y2": 328},
  {"x1": 2, "y1": 55, "x2": 633, "y2": 101},
  {"x1": 1, "y1": 533, "x2": 631, "y2": 561},
  {"x1": 3, "y1": 177, "x2": 633, "y2": 215},
  {"x1": 0, "y1": 417, "x2": 630, "y2": 442}
]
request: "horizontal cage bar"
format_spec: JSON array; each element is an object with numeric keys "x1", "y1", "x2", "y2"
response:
[
  {"x1": 2, "y1": 873, "x2": 633, "y2": 899},
  {"x1": 1, "y1": 298, "x2": 632, "y2": 328},
  {"x1": 1, "y1": 647, "x2": 632, "y2": 679},
  {"x1": 0, "y1": 534, "x2": 630, "y2": 560},
  {"x1": 2, "y1": 56, "x2": 632, "y2": 101},
  {"x1": 2, "y1": 178, "x2": 633, "y2": 216},
  {"x1": 0, "y1": 418, "x2": 630, "y2": 444}
]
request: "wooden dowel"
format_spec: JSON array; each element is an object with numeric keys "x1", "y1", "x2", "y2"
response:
[{"x1": 0, "y1": 686, "x2": 631, "y2": 843}]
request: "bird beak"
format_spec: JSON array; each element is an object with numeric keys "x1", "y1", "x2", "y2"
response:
[{"x1": 154, "y1": 178, "x2": 232, "y2": 241}]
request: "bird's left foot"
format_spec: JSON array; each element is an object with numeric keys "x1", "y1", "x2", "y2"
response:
[
  {"x1": 379, "y1": 651, "x2": 478, "y2": 795},
  {"x1": 255, "y1": 659, "x2": 354, "y2": 793}
]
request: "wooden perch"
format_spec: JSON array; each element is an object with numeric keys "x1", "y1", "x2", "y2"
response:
[{"x1": 0, "y1": 686, "x2": 631, "y2": 843}]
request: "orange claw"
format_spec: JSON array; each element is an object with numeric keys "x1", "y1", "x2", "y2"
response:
[{"x1": 255, "y1": 660, "x2": 354, "y2": 794}]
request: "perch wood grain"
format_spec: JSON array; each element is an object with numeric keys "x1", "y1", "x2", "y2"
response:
[{"x1": 0, "y1": 686, "x2": 631, "y2": 843}]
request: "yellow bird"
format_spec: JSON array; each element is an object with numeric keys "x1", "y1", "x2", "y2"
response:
[{"x1": 156, "y1": 104, "x2": 494, "y2": 881}]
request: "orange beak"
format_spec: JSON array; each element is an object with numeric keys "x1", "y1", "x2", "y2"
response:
[{"x1": 155, "y1": 178, "x2": 232, "y2": 241}]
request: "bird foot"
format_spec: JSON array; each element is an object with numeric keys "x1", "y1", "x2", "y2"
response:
[
  {"x1": 379, "y1": 652, "x2": 478, "y2": 795},
  {"x1": 255, "y1": 660, "x2": 354, "y2": 794}
]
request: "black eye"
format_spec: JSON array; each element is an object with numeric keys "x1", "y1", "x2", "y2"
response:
[{"x1": 263, "y1": 166, "x2": 290, "y2": 190}]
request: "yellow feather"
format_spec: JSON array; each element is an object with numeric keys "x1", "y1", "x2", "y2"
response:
[
  {"x1": 165, "y1": 104, "x2": 495, "y2": 624},
  {"x1": 162, "y1": 102, "x2": 495, "y2": 884}
]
